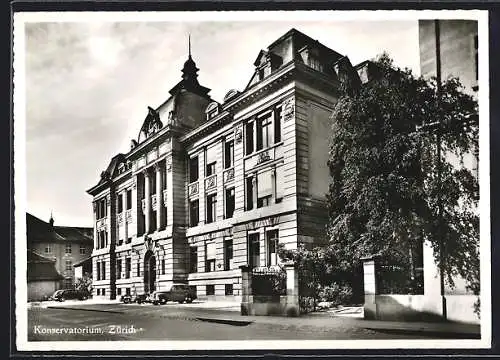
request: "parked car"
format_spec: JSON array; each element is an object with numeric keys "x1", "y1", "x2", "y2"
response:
[
  {"x1": 120, "y1": 294, "x2": 133, "y2": 304},
  {"x1": 49, "y1": 289, "x2": 89, "y2": 302},
  {"x1": 151, "y1": 284, "x2": 197, "y2": 305},
  {"x1": 134, "y1": 293, "x2": 149, "y2": 304}
]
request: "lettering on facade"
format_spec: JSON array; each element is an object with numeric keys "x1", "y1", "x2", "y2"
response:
[
  {"x1": 244, "y1": 216, "x2": 280, "y2": 231},
  {"x1": 283, "y1": 97, "x2": 295, "y2": 122},
  {"x1": 252, "y1": 265, "x2": 284, "y2": 274}
]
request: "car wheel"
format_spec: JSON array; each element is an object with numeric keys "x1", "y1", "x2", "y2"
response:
[
  {"x1": 60, "y1": 297, "x2": 65, "y2": 302},
  {"x1": 184, "y1": 296, "x2": 192, "y2": 304}
]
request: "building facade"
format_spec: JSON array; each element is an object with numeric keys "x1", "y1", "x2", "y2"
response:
[
  {"x1": 26, "y1": 213, "x2": 94, "y2": 290},
  {"x1": 27, "y1": 249, "x2": 64, "y2": 301},
  {"x1": 418, "y1": 20, "x2": 480, "y2": 323},
  {"x1": 87, "y1": 28, "x2": 359, "y2": 300}
]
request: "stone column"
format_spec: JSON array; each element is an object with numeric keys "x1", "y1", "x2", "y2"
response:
[
  {"x1": 362, "y1": 255, "x2": 378, "y2": 320},
  {"x1": 240, "y1": 265, "x2": 252, "y2": 316},
  {"x1": 123, "y1": 190, "x2": 128, "y2": 243},
  {"x1": 284, "y1": 262, "x2": 299, "y2": 317},
  {"x1": 144, "y1": 170, "x2": 151, "y2": 234},
  {"x1": 155, "y1": 163, "x2": 163, "y2": 231}
]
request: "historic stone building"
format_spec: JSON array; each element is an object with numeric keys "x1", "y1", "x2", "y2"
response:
[
  {"x1": 87, "y1": 28, "x2": 358, "y2": 301},
  {"x1": 26, "y1": 212, "x2": 94, "y2": 292}
]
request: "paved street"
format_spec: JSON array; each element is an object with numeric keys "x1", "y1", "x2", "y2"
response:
[{"x1": 27, "y1": 302, "x2": 463, "y2": 341}]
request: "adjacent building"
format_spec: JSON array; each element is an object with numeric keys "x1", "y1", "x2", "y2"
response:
[
  {"x1": 87, "y1": 28, "x2": 361, "y2": 301},
  {"x1": 418, "y1": 19, "x2": 480, "y2": 323},
  {"x1": 26, "y1": 213, "x2": 94, "y2": 290},
  {"x1": 27, "y1": 249, "x2": 64, "y2": 301}
]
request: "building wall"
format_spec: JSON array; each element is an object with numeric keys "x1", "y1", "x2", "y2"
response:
[
  {"x1": 419, "y1": 20, "x2": 478, "y2": 96},
  {"x1": 28, "y1": 280, "x2": 59, "y2": 302}
]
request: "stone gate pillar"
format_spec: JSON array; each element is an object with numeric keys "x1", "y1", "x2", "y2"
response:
[
  {"x1": 362, "y1": 255, "x2": 378, "y2": 320},
  {"x1": 240, "y1": 265, "x2": 252, "y2": 316},
  {"x1": 284, "y1": 262, "x2": 299, "y2": 317}
]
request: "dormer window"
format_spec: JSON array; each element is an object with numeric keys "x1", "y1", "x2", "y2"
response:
[
  {"x1": 309, "y1": 56, "x2": 323, "y2": 72},
  {"x1": 205, "y1": 102, "x2": 220, "y2": 121}
]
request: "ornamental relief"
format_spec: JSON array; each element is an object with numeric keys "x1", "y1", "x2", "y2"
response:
[
  {"x1": 283, "y1": 97, "x2": 295, "y2": 122},
  {"x1": 235, "y1": 125, "x2": 243, "y2": 144}
]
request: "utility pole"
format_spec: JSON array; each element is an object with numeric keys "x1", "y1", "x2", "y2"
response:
[{"x1": 415, "y1": 20, "x2": 446, "y2": 320}]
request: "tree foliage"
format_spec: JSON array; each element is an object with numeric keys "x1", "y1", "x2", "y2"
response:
[
  {"x1": 74, "y1": 272, "x2": 93, "y2": 295},
  {"x1": 326, "y1": 53, "x2": 479, "y2": 296}
]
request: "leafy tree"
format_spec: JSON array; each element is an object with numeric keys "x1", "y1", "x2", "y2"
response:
[
  {"x1": 74, "y1": 272, "x2": 93, "y2": 295},
  {"x1": 326, "y1": 53, "x2": 479, "y2": 300}
]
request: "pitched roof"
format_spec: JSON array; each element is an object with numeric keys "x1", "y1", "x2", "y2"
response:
[
  {"x1": 27, "y1": 249, "x2": 64, "y2": 282},
  {"x1": 26, "y1": 213, "x2": 93, "y2": 245},
  {"x1": 73, "y1": 256, "x2": 92, "y2": 267}
]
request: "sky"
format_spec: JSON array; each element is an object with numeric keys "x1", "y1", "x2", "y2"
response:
[{"x1": 22, "y1": 14, "x2": 421, "y2": 227}]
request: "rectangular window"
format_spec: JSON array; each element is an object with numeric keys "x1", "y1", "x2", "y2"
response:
[
  {"x1": 65, "y1": 243, "x2": 72, "y2": 254},
  {"x1": 96, "y1": 288, "x2": 100, "y2": 296},
  {"x1": 245, "y1": 121, "x2": 254, "y2": 155},
  {"x1": 97, "y1": 261, "x2": 101, "y2": 280},
  {"x1": 137, "y1": 259, "x2": 140, "y2": 277},
  {"x1": 116, "y1": 259, "x2": 122, "y2": 280},
  {"x1": 126, "y1": 237, "x2": 132, "y2": 244},
  {"x1": 102, "y1": 261, "x2": 106, "y2": 280},
  {"x1": 190, "y1": 246, "x2": 198, "y2": 273},
  {"x1": 224, "y1": 239, "x2": 233, "y2": 271},
  {"x1": 225, "y1": 284, "x2": 233, "y2": 296},
  {"x1": 224, "y1": 140, "x2": 234, "y2": 169},
  {"x1": 274, "y1": 107, "x2": 282, "y2": 143},
  {"x1": 44, "y1": 244, "x2": 51, "y2": 254},
  {"x1": 256, "y1": 114, "x2": 272, "y2": 151},
  {"x1": 206, "y1": 284, "x2": 215, "y2": 296},
  {"x1": 125, "y1": 257, "x2": 131, "y2": 279},
  {"x1": 97, "y1": 198, "x2": 107, "y2": 219},
  {"x1": 126, "y1": 190, "x2": 132, "y2": 210},
  {"x1": 206, "y1": 194, "x2": 217, "y2": 224},
  {"x1": 118, "y1": 194, "x2": 123, "y2": 213},
  {"x1": 117, "y1": 288, "x2": 122, "y2": 296},
  {"x1": 161, "y1": 259, "x2": 165, "y2": 275},
  {"x1": 267, "y1": 230, "x2": 279, "y2": 266},
  {"x1": 206, "y1": 144, "x2": 217, "y2": 176},
  {"x1": 309, "y1": 56, "x2": 323, "y2": 72},
  {"x1": 102, "y1": 288, "x2": 105, "y2": 296},
  {"x1": 189, "y1": 156, "x2": 199, "y2": 183},
  {"x1": 151, "y1": 173, "x2": 157, "y2": 195},
  {"x1": 80, "y1": 245, "x2": 86, "y2": 255},
  {"x1": 118, "y1": 238, "x2": 123, "y2": 246},
  {"x1": 248, "y1": 233, "x2": 260, "y2": 268},
  {"x1": 65, "y1": 259, "x2": 72, "y2": 271},
  {"x1": 246, "y1": 176, "x2": 254, "y2": 211},
  {"x1": 206, "y1": 162, "x2": 216, "y2": 176},
  {"x1": 126, "y1": 287, "x2": 131, "y2": 295},
  {"x1": 225, "y1": 187, "x2": 235, "y2": 219},
  {"x1": 189, "y1": 200, "x2": 199, "y2": 227},
  {"x1": 257, "y1": 170, "x2": 273, "y2": 208},
  {"x1": 205, "y1": 241, "x2": 216, "y2": 272},
  {"x1": 275, "y1": 166, "x2": 284, "y2": 202}
]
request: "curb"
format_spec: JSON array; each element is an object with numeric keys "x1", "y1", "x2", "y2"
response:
[
  {"x1": 195, "y1": 317, "x2": 254, "y2": 326},
  {"x1": 47, "y1": 306, "x2": 124, "y2": 314}
]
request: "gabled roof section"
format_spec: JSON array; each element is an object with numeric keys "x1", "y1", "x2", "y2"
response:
[
  {"x1": 27, "y1": 249, "x2": 64, "y2": 282},
  {"x1": 26, "y1": 213, "x2": 93, "y2": 245},
  {"x1": 138, "y1": 106, "x2": 164, "y2": 143}
]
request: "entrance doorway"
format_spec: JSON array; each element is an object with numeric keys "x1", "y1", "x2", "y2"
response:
[{"x1": 144, "y1": 250, "x2": 156, "y2": 293}]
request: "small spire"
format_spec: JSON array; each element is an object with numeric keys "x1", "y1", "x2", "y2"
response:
[
  {"x1": 49, "y1": 211, "x2": 54, "y2": 227},
  {"x1": 188, "y1": 33, "x2": 191, "y2": 58}
]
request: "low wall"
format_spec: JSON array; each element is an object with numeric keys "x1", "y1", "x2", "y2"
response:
[
  {"x1": 241, "y1": 295, "x2": 299, "y2": 317},
  {"x1": 365, "y1": 294, "x2": 479, "y2": 324}
]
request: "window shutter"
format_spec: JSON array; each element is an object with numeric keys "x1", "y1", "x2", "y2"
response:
[{"x1": 257, "y1": 170, "x2": 273, "y2": 197}]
